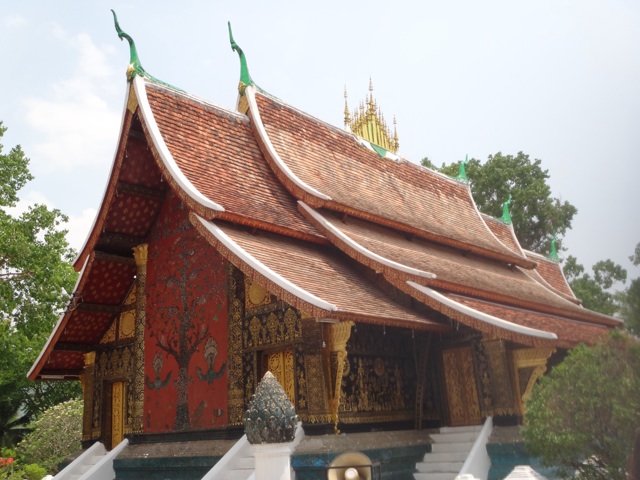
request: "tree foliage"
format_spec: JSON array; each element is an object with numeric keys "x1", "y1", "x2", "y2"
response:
[
  {"x1": 523, "y1": 331, "x2": 640, "y2": 480},
  {"x1": 563, "y1": 256, "x2": 627, "y2": 316},
  {"x1": 17, "y1": 399, "x2": 82, "y2": 474},
  {"x1": 421, "y1": 152, "x2": 577, "y2": 253},
  {"x1": 617, "y1": 242, "x2": 640, "y2": 335},
  {"x1": 0, "y1": 122, "x2": 80, "y2": 447}
]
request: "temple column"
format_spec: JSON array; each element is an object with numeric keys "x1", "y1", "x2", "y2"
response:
[
  {"x1": 81, "y1": 351, "x2": 96, "y2": 442},
  {"x1": 512, "y1": 347, "x2": 555, "y2": 414},
  {"x1": 132, "y1": 244, "x2": 148, "y2": 433},
  {"x1": 323, "y1": 320, "x2": 353, "y2": 434}
]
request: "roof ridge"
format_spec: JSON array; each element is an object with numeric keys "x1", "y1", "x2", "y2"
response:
[{"x1": 144, "y1": 80, "x2": 248, "y2": 122}]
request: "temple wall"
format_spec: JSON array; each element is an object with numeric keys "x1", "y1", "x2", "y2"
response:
[{"x1": 143, "y1": 193, "x2": 229, "y2": 433}]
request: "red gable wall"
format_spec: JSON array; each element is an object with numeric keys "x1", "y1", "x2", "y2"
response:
[{"x1": 144, "y1": 192, "x2": 229, "y2": 432}]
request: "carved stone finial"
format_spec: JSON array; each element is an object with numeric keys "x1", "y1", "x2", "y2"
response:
[{"x1": 244, "y1": 371, "x2": 298, "y2": 444}]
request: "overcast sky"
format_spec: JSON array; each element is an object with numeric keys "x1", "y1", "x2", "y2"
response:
[{"x1": 1, "y1": 1, "x2": 639, "y2": 288}]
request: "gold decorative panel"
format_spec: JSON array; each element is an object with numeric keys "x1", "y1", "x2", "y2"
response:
[
  {"x1": 512, "y1": 347, "x2": 555, "y2": 414},
  {"x1": 111, "y1": 382, "x2": 125, "y2": 448},
  {"x1": 265, "y1": 349, "x2": 295, "y2": 404},
  {"x1": 473, "y1": 338, "x2": 516, "y2": 416},
  {"x1": 443, "y1": 347, "x2": 482, "y2": 426}
]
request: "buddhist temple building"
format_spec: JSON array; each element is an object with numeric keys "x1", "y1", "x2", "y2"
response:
[{"x1": 28, "y1": 13, "x2": 620, "y2": 480}]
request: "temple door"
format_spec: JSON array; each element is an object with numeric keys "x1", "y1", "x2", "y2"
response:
[
  {"x1": 442, "y1": 347, "x2": 482, "y2": 426},
  {"x1": 110, "y1": 381, "x2": 126, "y2": 449},
  {"x1": 263, "y1": 349, "x2": 295, "y2": 405}
]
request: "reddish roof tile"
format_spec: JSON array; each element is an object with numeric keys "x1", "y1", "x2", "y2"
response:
[
  {"x1": 191, "y1": 216, "x2": 449, "y2": 332},
  {"x1": 447, "y1": 294, "x2": 610, "y2": 349},
  {"x1": 144, "y1": 83, "x2": 319, "y2": 240},
  {"x1": 525, "y1": 250, "x2": 577, "y2": 298},
  {"x1": 304, "y1": 207, "x2": 615, "y2": 326},
  {"x1": 481, "y1": 213, "x2": 525, "y2": 257},
  {"x1": 250, "y1": 90, "x2": 533, "y2": 267}
]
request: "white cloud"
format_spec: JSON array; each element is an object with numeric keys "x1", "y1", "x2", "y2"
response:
[
  {"x1": 2, "y1": 189, "x2": 96, "y2": 253},
  {"x1": 22, "y1": 27, "x2": 121, "y2": 172},
  {"x1": 2, "y1": 14, "x2": 28, "y2": 29},
  {"x1": 66, "y1": 208, "x2": 97, "y2": 253}
]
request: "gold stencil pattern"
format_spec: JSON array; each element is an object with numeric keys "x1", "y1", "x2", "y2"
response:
[
  {"x1": 111, "y1": 382, "x2": 125, "y2": 448},
  {"x1": 443, "y1": 347, "x2": 482, "y2": 426}
]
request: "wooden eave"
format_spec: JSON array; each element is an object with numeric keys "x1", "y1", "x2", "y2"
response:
[
  {"x1": 319, "y1": 200, "x2": 538, "y2": 269},
  {"x1": 300, "y1": 204, "x2": 619, "y2": 328},
  {"x1": 439, "y1": 292, "x2": 611, "y2": 349},
  {"x1": 190, "y1": 214, "x2": 449, "y2": 333},
  {"x1": 29, "y1": 252, "x2": 136, "y2": 380},
  {"x1": 74, "y1": 86, "x2": 137, "y2": 271}
]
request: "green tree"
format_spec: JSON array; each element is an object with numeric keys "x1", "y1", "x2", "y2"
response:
[
  {"x1": 523, "y1": 331, "x2": 640, "y2": 480},
  {"x1": 619, "y1": 242, "x2": 640, "y2": 334},
  {"x1": 0, "y1": 122, "x2": 80, "y2": 447},
  {"x1": 563, "y1": 256, "x2": 626, "y2": 316},
  {"x1": 422, "y1": 152, "x2": 577, "y2": 253},
  {"x1": 17, "y1": 399, "x2": 82, "y2": 474}
]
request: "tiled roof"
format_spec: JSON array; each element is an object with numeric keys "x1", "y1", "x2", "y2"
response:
[
  {"x1": 143, "y1": 83, "x2": 320, "y2": 240},
  {"x1": 249, "y1": 88, "x2": 534, "y2": 268},
  {"x1": 481, "y1": 213, "x2": 525, "y2": 257},
  {"x1": 525, "y1": 249, "x2": 577, "y2": 299},
  {"x1": 301, "y1": 207, "x2": 614, "y2": 326},
  {"x1": 191, "y1": 215, "x2": 449, "y2": 332},
  {"x1": 447, "y1": 294, "x2": 610, "y2": 349}
]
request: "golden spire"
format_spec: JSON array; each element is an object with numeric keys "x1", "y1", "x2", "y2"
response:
[
  {"x1": 343, "y1": 86, "x2": 351, "y2": 128},
  {"x1": 345, "y1": 79, "x2": 399, "y2": 153}
]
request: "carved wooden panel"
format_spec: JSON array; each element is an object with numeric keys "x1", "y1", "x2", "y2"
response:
[
  {"x1": 442, "y1": 347, "x2": 482, "y2": 426},
  {"x1": 111, "y1": 382, "x2": 125, "y2": 448}
]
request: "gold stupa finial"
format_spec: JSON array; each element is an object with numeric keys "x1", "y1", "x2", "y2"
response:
[
  {"x1": 345, "y1": 79, "x2": 399, "y2": 154},
  {"x1": 343, "y1": 86, "x2": 351, "y2": 128}
]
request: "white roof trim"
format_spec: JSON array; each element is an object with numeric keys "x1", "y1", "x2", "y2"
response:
[
  {"x1": 407, "y1": 281, "x2": 558, "y2": 340},
  {"x1": 245, "y1": 86, "x2": 332, "y2": 201},
  {"x1": 28, "y1": 255, "x2": 91, "y2": 379},
  {"x1": 134, "y1": 76, "x2": 224, "y2": 212},
  {"x1": 299, "y1": 202, "x2": 436, "y2": 280},
  {"x1": 194, "y1": 215, "x2": 338, "y2": 312},
  {"x1": 357, "y1": 138, "x2": 400, "y2": 161}
]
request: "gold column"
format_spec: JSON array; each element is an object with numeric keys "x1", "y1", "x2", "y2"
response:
[
  {"x1": 132, "y1": 244, "x2": 148, "y2": 433},
  {"x1": 324, "y1": 321, "x2": 353, "y2": 434},
  {"x1": 512, "y1": 347, "x2": 555, "y2": 415},
  {"x1": 82, "y1": 352, "x2": 96, "y2": 441}
]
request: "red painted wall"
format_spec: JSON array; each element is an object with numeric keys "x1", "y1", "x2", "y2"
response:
[{"x1": 144, "y1": 193, "x2": 228, "y2": 432}]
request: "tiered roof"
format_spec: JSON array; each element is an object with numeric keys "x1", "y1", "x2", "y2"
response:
[{"x1": 29, "y1": 20, "x2": 618, "y2": 380}]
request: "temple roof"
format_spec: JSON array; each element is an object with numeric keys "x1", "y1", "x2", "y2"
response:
[
  {"x1": 247, "y1": 87, "x2": 536, "y2": 269},
  {"x1": 29, "y1": 27, "x2": 620, "y2": 380}
]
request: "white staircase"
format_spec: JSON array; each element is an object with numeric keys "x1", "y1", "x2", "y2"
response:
[
  {"x1": 201, "y1": 422, "x2": 304, "y2": 480},
  {"x1": 53, "y1": 439, "x2": 128, "y2": 480},
  {"x1": 414, "y1": 425, "x2": 483, "y2": 480},
  {"x1": 200, "y1": 433, "x2": 256, "y2": 480}
]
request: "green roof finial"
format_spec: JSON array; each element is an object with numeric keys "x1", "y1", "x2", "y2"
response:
[
  {"x1": 549, "y1": 235, "x2": 559, "y2": 262},
  {"x1": 457, "y1": 154, "x2": 469, "y2": 183},
  {"x1": 111, "y1": 10, "x2": 182, "y2": 91},
  {"x1": 111, "y1": 10, "x2": 146, "y2": 81},
  {"x1": 500, "y1": 194, "x2": 512, "y2": 225},
  {"x1": 228, "y1": 22, "x2": 254, "y2": 94}
]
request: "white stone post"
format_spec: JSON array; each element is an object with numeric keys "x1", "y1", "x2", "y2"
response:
[{"x1": 253, "y1": 443, "x2": 293, "y2": 480}]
